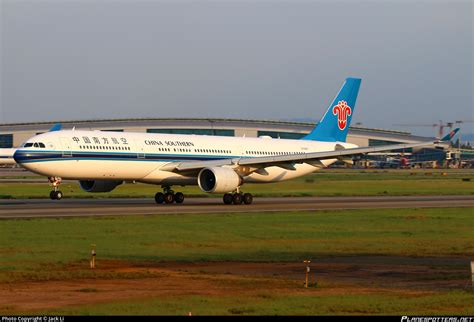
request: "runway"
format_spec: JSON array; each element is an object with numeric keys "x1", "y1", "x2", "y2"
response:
[{"x1": 0, "y1": 195, "x2": 472, "y2": 219}]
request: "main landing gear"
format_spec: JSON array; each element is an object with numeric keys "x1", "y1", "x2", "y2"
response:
[
  {"x1": 49, "y1": 177, "x2": 63, "y2": 200},
  {"x1": 154, "y1": 186, "x2": 185, "y2": 204},
  {"x1": 223, "y1": 192, "x2": 253, "y2": 205}
]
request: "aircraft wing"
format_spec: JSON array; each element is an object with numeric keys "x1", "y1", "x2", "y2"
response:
[{"x1": 160, "y1": 140, "x2": 439, "y2": 172}]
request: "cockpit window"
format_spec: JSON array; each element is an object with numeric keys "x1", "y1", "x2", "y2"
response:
[{"x1": 22, "y1": 142, "x2": 46, "y2": 148}]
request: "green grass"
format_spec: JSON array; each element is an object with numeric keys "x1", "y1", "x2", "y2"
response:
[
  {"x1": 41, "y1": 292, "x2": 474, "y2": 315},
  {"x1": 0, "y1": 208, "x2": 472, "y2": 280},
  {"x1": 1, "y1": 207, "x2": 473, "y2": 315},
  {"x1": 0, "y1": 169, "x2": 472, "y2": 198}
]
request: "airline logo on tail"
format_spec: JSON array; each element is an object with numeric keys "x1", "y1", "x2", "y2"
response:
[
  {"x1": 447, "y1": 130, "x2": 457, "y2": 139},
  {"x1": 332, "y1": 100, "x2": 352, "y2": 130}
]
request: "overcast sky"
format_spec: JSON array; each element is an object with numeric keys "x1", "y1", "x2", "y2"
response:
[{"x1": 1, "y1": 0, "x2": 472, "y2": 136}]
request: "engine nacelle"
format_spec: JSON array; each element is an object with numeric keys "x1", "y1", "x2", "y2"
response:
[
  {"x1": 198, "y1": 167, "x2": 242, "y2": 193},
  {"x1": 79, "y1": 180, "x2": 123, "y2": 193}
]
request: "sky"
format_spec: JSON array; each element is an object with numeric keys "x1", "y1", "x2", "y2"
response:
[{"x1": 0, "y1": 0, "x2": 472, "y2": 137}]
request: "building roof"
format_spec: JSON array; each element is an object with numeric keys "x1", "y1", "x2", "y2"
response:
[{"x1": 0, "y1": 117, "x2": 433, "y2": 142}]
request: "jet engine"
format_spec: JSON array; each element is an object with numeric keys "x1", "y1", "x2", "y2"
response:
[
  {"x1": 198, "y1": 167, "x2": 242, "y2": 193},
  {"x1": 79, "y1": 180, "x2": 123, "y2": 193}
]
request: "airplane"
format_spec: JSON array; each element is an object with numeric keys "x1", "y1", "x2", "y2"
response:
[
  {"x1": 12, "y1": 78, "x2": 447, "y2": 205},
  {"x1": 0, "y1": 148, "x2": 17, "y2": 165},
  {"x1": 0, "y1": 124, "x2": 63, "y2": 166},
  {"x1": 371, "y1": 129, "x2": 460, "y2": 168}
]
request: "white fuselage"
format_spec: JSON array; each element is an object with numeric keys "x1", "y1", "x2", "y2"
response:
[{"x1": 14, "y1": 130, "x2": 357, "y2": 185}]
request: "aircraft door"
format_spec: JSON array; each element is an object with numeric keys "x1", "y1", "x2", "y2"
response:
[
  {"x1": 60, "y1": 137, "x2": 72, "y2": 157},
  {"x1": 134, "y1": 139, "x2": 145, "y2": 159}
]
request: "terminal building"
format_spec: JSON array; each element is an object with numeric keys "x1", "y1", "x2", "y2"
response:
[
  {"x1": 0, "y1": 118, "x2": 459, "y2": 167},
  {"x1": 0, "y1": 118, "x2": 434, "y2": 148}
]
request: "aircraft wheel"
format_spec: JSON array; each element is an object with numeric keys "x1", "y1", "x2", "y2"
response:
[
  {"x1": 50, "y1": 191, "x2": 56, "y2": 200},
  {"x1": 243, "y1": 193, "x2": 253, "y2": 205},
  {"x1": 232, "y1": 193, "x2": 243, "y2": 205},
  {"x1": 164, "y1": 192, "x2": 174, "y2": 204},
  {"x1": 53, "y1": 191, "x2": 63, "y2": 200},
  {"x1": 223, "y1": 193, "x2": 233, "y2": 205},
  {"x1": 155, "y1": 192, "x2": 165, "y2": 204},
  {"x1": 174, "y1": 192, "x2": 184, "y2": 204}
]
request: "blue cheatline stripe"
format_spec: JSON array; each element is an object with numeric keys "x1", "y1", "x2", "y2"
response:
[
  {"x1": 17, "y1": 158, "x2": 188, "y2": 163},
  {"x1": 14, "y1": 149, "x2": 239, "y2": 164}
]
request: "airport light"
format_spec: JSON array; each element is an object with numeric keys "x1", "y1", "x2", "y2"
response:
[
  {"x1": 471, "y1": 261, "x2": 474, "y2": 290},
  {"x1": 303, "y1": 260, "x2": 311, "y2": 288},
  {"x1": 90, "y1": 244, "x2": 96, "y2": 269}
]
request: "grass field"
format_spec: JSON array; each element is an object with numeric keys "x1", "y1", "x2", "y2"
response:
[
  {"x1": 45, "y1": 292, "x2": 474, "y2": 316},
  {"x1": 1, "y1": 207, "x2": 473, "y2": 315},
  {"x1": 1, "y1": 208, "x2": 473, "y2": 273},
  {"x1": 0, "y1": 169, "x2": 473, "y2": 199}
]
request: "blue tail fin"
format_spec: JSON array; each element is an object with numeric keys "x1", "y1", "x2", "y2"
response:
[
  {"x1": 302, "y1": 78, "x2": 361, "y2": 142},
  {"x1": 440, "y1": 128, "x2": 459, "y2": 141},
  {"x1": 48, "y1": 123, "x2": 62, "y2": 132}
]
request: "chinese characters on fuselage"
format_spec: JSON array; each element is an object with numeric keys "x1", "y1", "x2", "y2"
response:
[{"x1": 72, "y1": 136, "x2": 129, "y2": 145}]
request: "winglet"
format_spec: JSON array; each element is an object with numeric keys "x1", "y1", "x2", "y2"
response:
[
  {"x1": 440, "y1": 128, "x2": 459, "y2": 142},
  {"x1": 48, "y1": 123, "x2": 62, "y2": 132}
]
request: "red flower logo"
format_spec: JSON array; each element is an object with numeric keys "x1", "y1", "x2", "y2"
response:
[{"x1": 332, "y1": 100, "x2": 352, "y2": 130}]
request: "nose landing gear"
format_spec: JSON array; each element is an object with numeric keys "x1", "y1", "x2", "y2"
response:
[{"x1": 48, "y1": 177, "x2": 63, "y2": 200}]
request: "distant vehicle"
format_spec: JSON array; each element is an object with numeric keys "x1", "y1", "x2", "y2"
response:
[
  {"x1": 373, "y1": 156, "x2": 410, "y2": 169},
  {"x1": 13, "y1": 78, "x2": 446, "y2": 204}
]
